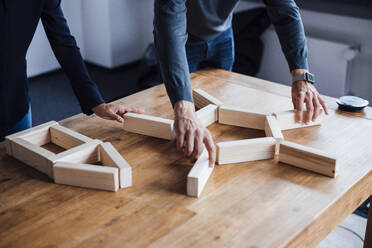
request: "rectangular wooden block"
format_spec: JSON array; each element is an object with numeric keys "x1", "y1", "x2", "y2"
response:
[
  {"x1": 100, "y1": 142, "x2": 132, "y2": 188},
  {"x1": 5, "y1": 121, "x2": 58, "y2": 155},
  {"x1": 123, "y1": 113, "x2": 173, "y2": 140},
  {"x1": 265, "y1": 116, "x2": 284, "y2": 155},
  {"x1": 52, "y1": 140, "x2": 102, "y2": 165},
  {"x1": 218, "y1": 106, "x2": 269, "y2": 130},
  {"x1": 53, "y1": 162, "x2": 119, "y2": 192},
  {"x1": 50, "y1": 125, "x2": 92, "y2": 150},
  {"x1": 278, "y1": 141, "x2": 337, "y2": 177},
  {"x1": 195, "y1": 104, "x2": 218, "y2": 127},
  {"x1": 192, "y1": 88, "x2": 223, "y2": 109},
  {"x1": 11, "y1": 138, "x2": 56, "y2": 178},
  {"x1": 272, "y1": 110, "x2": 323, "y2": 131},
  {"x1": 217, "y1": 137, "x2": 276, "y2": 165},
  {"x1": 187, "y1": 150, "x2": 214, "y2": 197},
  {"x1": 265, "y1": 116, "x2": 284, "y2": 142}
]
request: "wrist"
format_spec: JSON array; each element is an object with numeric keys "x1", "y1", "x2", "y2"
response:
[
  {"x1": 291, "y1": 69, "x2": 308, "y2": 78},
  {"x1": 174, "y1": 100, "x2": 195, "y2": 119},
  {"x1": 92, "y1": 103, "x2": 106, "y2": 113}
]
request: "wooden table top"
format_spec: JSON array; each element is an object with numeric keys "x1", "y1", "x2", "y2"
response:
[{"x1": 0, "y1": 69, "x2": 371, "y2": 248}]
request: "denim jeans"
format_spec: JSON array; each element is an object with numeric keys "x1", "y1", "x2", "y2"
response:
[
  {"x1": 0, "y1": 105, "x2": 32, "y2": 141},
  {"x1": 186, "y1": 27, "x2": 235, "y2": 73}
]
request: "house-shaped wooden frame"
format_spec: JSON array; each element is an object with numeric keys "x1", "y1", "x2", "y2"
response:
[{"x1": 5, "y1": 122, "x2": 132, "y2": 192}]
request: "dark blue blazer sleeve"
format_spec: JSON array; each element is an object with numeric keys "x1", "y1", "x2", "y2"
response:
[
  {"x1": 41, "y1": 0, "x2": 105, "y2": 115},
  {"x1": 154, "y1": 0, "x2": 193, "y2": 107}
]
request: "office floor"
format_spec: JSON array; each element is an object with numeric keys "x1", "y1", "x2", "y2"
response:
[{"x1": 28, "y1": 63, "x2": 367, "y2": 247}]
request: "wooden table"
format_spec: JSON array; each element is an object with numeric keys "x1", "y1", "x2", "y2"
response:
[{"x1": 0, "y1": 69, "x2": 371, "y2": 248}]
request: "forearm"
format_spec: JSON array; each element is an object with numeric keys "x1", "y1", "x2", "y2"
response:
[
  {"x1": 52, "y1": 46, "x2": 105, "y2": 114},
  {"x1": 154, "y1": 0, "x2": 192, "y2": 107},
  {"x1": 41, "y1": 3, "x2": 104, "y2": 115},
  {"x1": 264, "y1": 0, "x2": 308, "y2": 71}
]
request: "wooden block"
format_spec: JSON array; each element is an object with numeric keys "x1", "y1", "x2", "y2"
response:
[
  {"x1": 265, "y1": 116, "x2": 284, "y2": 155},
  {"x1": 5, "y1": 121, "x2": 58, "y2": 141},
  {"x1": 218, "y1": 106, "x2": 269, "y2": 130},
  {"x1": 5, "y1": 121, "x2": 58, "y2": 155},
  {"x1": 11, "y1": 138, "x2": 56, "y2": 178},
  {"x1": 53, "y1": 162, "x2": 119, "y2": 192},
  {"x1": 50, "y1": 125, "x2": 92, "y2": 150},
  {"x1": 52, "y1": 140, "x2": 102, "y2": 165},
  {"x1": 187, "y1": 150, "x2": 214, "y2": 197},
  {"x1": 123, "y1": 113, "x2": 174, "y2": 140},
  {"x1": 100, "y1": 142, "x2": 132, "y2": 188},
  {"x1": 192, "y1": 89, "x2": 223, "y2": 109},
  {"x1": 278, "y1": 141, "x2": 337, "y2": 177},
  {"x1": 272, "y1": 110, "x2": 323, "y2": 131},
  {"x1": 195, "y1": 104, "x2": 218, "y2": 127},
  {"x1": 217, "y1": 137, "x2": 276, "y2": 165}
]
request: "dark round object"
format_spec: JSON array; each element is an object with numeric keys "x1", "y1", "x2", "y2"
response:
[{"x1": 336, "y1": 96, "x2": 369, "y2": 112}]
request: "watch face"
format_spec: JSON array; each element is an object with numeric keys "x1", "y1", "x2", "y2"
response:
[{"x1": 307, "y1": 73, "x2": 315, "y2": 82}]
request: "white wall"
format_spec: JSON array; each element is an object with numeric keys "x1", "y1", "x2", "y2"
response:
[
  {"x1": 236, "y1": 1, "x2": 372, "y2": 103},
  {"x1": 27, "y1": 0, "x2": 84, "y2": 77},
  {"x1": 81, "y1": 0, "x2": 154, "y2": 68}
]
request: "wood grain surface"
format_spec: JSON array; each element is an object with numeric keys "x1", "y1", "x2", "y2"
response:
[{"x1": 0, "y1": 69, "x2": 371, "y2": 248}]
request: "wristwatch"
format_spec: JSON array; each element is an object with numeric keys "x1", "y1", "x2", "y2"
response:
[{"x1": 293, "y1": 72, "x2": 315, "y2": 84}]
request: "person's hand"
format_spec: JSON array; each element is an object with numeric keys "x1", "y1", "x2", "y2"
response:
[
  {"x1": 291, "y1": 69, "x2": 328, "y2": 124},
  {"x1": 92, "y1": 103, "x2": 143, "y2": 123},
  {"x1": 174, "y1": 100, "x2": 216, "y2": 167}
]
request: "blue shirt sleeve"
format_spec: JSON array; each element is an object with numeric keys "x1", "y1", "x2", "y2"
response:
[
  {"x1": 263, "y1": 0, "x2": 309, "y2": 71},
  {"x1": 154, "y1": 0, "x2": 193, "y2": 107},
  {"x1": 41, "y1": 0, "x2": 105, "y2": 115}
]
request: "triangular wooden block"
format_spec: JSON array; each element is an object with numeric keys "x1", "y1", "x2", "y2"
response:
[
  {"x1": 53, "y1": 142, "x2": 132, "y2": 191},
  {"x1": 100, "y1": 142, "x2": 132, "y2": 188}
]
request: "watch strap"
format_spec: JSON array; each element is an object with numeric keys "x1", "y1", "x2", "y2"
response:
[{"x1": 293, "y1": 72, "x2": 315, "y2": 84}]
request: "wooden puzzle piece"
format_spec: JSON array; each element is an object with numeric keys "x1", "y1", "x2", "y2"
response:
[
  {"x1": 192, "y1": 88, "x2": 223, "y2": 109},
  {"x1": 11, "y1": 138, "x2": 56, "y2": 178},
  {"x1": 272, "y1": 109, "x2": 323, "y2": 131},
  {"x1": 123, "y1": 113, "x2": 174, "y2": 140},
  {"x1": 217, "y1": 137, "x2": 276, "y2": 165},
  {"x1": 265, "y1": 116, "x2": 284, "y2": 155},
  {"x1": 187, "y1": 150, "x2": 214, "y2": 197},
  {"x1": 195, "y1": 104, "x2": 218, "y2": 127},
  {"x1": 53, "y1": 140, "x2": 102, "y2": 165},
  {"x1": 278, "y1": 141, "x2": 337, "y2": 177},
  {"x1": 50, "y1": 125, "x2": 92, "y2": 149},
  {"x1": 6, "y1": 122, "x2": 96, "y2": 178},
  {"x1": 5, "y1": 121, "x2": 58, "y2": 156},
  {"x1": 100, "y1": 142, "x2": 132, "y2": 188},
  {"x1": 219, "y1": 106, "x2": 269, "y2": 130},
  {"x1": 53, "y1": 162, "x2": 119, "y2": 192}
]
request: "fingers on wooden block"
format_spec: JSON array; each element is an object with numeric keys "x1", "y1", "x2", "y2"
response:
[
  {"x1": 53, "y1": 162, "x2": 119, "y2": 192},
  {"x1": 11, "y1": 138, "x2": 56, "y2": 178},
  {"x1": 272, "y1": 110, "x2": 323, "y2": 131},
  {"x1": 278, "y1": 141, "x2": 337, "y2": 178},
  {"x1": 219, "y1": 106, "x2": 268, "y2": 130},
  {"x1": 192, "y1": 89, "x2": 223, "y2": 109},
  {"x1": 100, "y1": 142, "x2": 132, "y2": 188},
  {"x1": 50, "y1": 125, "x2": 92, "y2": 150},
  {"x1": 217, "y1": 137, "x2": 276, "y2": 165},
  {"x1": 187, "y1": 150, "x2": 214, "y2": 197},
  {"x1": 123, "y1": 113, "x2": 174, "y2": 140},
  {"x1": 195, "y1": 104, "x2": 218, "y2": 127}
]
